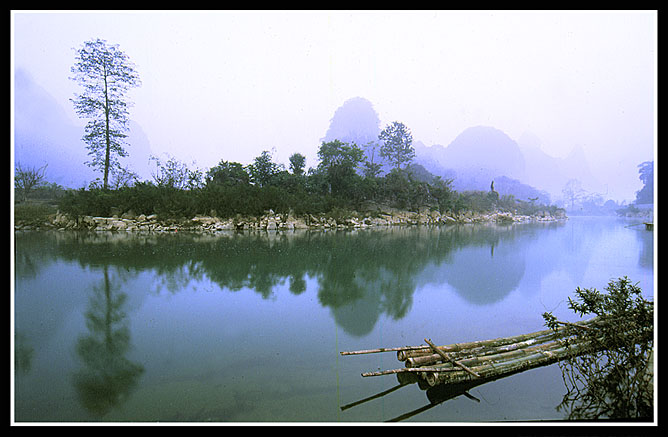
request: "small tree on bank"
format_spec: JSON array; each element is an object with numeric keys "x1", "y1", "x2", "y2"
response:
[
  {"x1": 248, "y1": 150, "x2": 281, "y2": 187},
  {"x1": 379, "y1": 121, "x2": 415, "y2": 170},
  {"x1": 70, "y1": 38, "x2": 141, "y2": 189},
  {"x1": 14, "y1": 162, "x2": 48, "y2": 202},
  {"x1": 289, "y1": 153, "x2": 307, "y2": 176}
]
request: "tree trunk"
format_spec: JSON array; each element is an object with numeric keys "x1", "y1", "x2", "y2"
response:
[{"x1": 103, "y1": 62, "x2": 111, "y2": 189}]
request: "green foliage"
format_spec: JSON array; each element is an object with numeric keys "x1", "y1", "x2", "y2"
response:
[
  {"x1": 150, "y1": 154, "x2": 203, "y2": 190},
  {"x1": 248, "y1": 150, "x2": 281, "y2": 187},
  {"x1": 457, "y1": 191, "x2": 498, "y2": 213},
  {"x1": 380, "y1": 168, "x2": 411, "y2": 209},
  {"x1": 542, "y1": 277, "x2": 653, "y2": 420},
  {"x1": 635, "y1": 161, "x2": 653, "y2": 205},
  {"x1": 14, "y1": 202, "x2": 57, "y2": 225},
  {"x1": 361, "y1": 140, "x2": 383, "y2": 178},
  {"x1": 317, "y1": 140, "x2": 365, "y2": 198},
  {"x1": 379, "y1": 121, "x2": 415, "y2": 170},
  {"x1": 288, "y1": 153, "x2": 306, "y2": 176},
  {"x1": 205, "y1": 160, "x2": 250, "y2": 187},
  {"x1": 56, "y1": 120, "x2": 562, "y2": 221}
]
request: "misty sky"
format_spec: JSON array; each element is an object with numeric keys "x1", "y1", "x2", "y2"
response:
[{"x1": 11, "y1": 10, "x2": 656, "y2": 201}]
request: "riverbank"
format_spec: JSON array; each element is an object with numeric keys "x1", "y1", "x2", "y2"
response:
[{"x1": 14, "y1": 206, "x2": 567, "y2": 232}]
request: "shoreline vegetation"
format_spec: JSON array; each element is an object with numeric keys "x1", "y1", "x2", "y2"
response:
[
  {"x1": 15, "y1": 203, "x2": 567, "y2": 233},
  {"x1": 15, "y1": 135, "x2": 571, "y2": 233}
]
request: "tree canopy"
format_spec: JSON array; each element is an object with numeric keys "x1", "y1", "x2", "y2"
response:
[
  {"x1": 379, "y1": 121, "x2": 415, "y2": 170},
  {"x1": 70, "y1": 38, "x2": 141, "y2": 189}
]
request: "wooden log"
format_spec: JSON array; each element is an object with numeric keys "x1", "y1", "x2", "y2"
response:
[
  {"x1": 417, "y1": 339, "x2": 568, "y2": 376},
  {"x1": 362, "y1": 366, "x2": 463, "y2": 377},
  {"x1": 424, "y1": 340, "x2": 595, "y2": 387},
  {"x1": 553, "y1": 320, "x2": 593, "y2": 331},
  {"x1": 405, "y1": 330, "x2": 568, "y2": 367},
  {"x1": 341, "y1": 345, "x2": 429, "y2": 356},
  {"x1": 400, "y1": 320, "x2": 598, "y2": 360},
  {"x1": 425, "y1": 338, "x2": 481, "y2": 378},
  {"x1": 363, "y1": 338, "x2": 603, "y2": 387}
]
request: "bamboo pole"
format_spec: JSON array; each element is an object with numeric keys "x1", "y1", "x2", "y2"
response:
[
  {"x1": 425, "y1": 338, "x2": 481, "y2": 378},
  {"x1": 352, "y1": 317, "x2": 601, "y2": 360},
  {"x1": 403, "y1": 329, "x2": 557, "y2": 359},
  {"x1": 340, "y1": 345, "x2": 429, "y2": 356},
  {"x1": 416, "y1": 338, "x2": 568, "y2": 379},
  {"x1": 362, "y1": 366, "x2": 464, "y2": 377},
  {"x1": 405, "y1": 330, "x2": 568, "y2": 367},
  {"x1": 343, "y1": 316, "x2": 610, "y2": 389},
  {"x1": 399, "y1": 319, "x2": 599, "y2": 361},
  {"x1": 424, "y1": 340, "x2": 595, "y2": 387}
]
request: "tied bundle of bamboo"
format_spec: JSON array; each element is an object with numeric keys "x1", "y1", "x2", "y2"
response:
[{"x1": 341, "y1": 317, "x2": 601, "y2": 388}]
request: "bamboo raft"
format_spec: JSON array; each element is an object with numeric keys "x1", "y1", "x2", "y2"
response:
[{"x1": 341, "y1": 318, "x2": 600, "y2": 389}]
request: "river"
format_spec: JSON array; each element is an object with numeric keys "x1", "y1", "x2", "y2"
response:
[{"x1": 12, "y1": 216, "x2": 654, "y2": 422}]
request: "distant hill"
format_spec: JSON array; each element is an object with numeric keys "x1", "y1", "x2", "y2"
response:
[
  {"x1": 322, "y1": 96, "x2": 381, "y2": 146},
  {"x1": 414, "y1": 125, "x2": 526, "y2": 193},
  {"x1": 322, "y1": 96, "x2": 397, "y2": 173},
  {"x1": 516, "y1": 132, "x2": 601, "y2": 198},
  {"x1": 415, "y1": 125, "x2": 600, "y2": 202},
  {"x1": 321, "y1": 98, "x2": 601, "y2": 204},
  {"x1": 13, "y1": 68, "x2": 154, "y2": 188}
]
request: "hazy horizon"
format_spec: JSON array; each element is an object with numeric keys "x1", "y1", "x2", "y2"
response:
[{"x1": 11, "y1": 10, "x2": 657, "y2": 202}]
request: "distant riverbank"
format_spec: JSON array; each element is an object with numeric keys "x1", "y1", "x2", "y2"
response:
[{"x1": 15, "y1": 206, "x2": 567, "y2": 232}]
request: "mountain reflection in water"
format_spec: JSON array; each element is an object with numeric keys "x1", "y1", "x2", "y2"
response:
[
  {"x1": 13, "y1": 218, "x2": 653, "y2": 422},
  {"x1": 16, "y1": 224, "x2": 559, "y2": 338}
]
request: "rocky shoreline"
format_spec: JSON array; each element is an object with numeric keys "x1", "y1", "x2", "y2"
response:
[{"x1": 15, "y1": 207, "x2": 567, "y2": 232}]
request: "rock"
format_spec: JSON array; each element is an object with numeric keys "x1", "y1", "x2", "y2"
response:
[
  {"x1": 110, "y1": 220, "x2": 128, "y2": 230},
  {"x1": 121, "y1": 210, "x2": 136, "y2": 220},
  {"x1": 192, "y1": 215, "x2": 219, "y2": 226}
]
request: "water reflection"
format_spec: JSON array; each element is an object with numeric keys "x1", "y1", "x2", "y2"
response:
[
  {"x1": 13, "y1": 217, "x2": 654, "y2": 422},
  {"x1": 14, "y1": 217, "x2": 653, "y2": 340},
  {"x1": 340, "y1": 371, "x2": 494, "y2": 422},
  {"x1": 15, "y1": 225, "x2": 554, "y2": 337},
  {"x1": 436, "y1": 228, "x2": 527, "y2": 305},
  {"x1": 387, "y1": 380, "x2": 484, "y2": 422},
  {"x1": 635, "y1": 226, "x2": 654, "y2": 270},
  {"x1": 72, "y1": 265, "x2": 144, "y2": 417},
  {"x1": 14, "y1": 332, "x2": 33, "y2": 374}
]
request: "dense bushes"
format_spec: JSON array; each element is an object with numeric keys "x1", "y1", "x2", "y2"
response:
[
  {"x1": 57, "y1": 141, "x2": 562, "y2": 220},
  {"x1": 58, "y1": 170, "x2": 562, "y2": 220},
  {"x1": 58, "y1": 171, "x2": 454, "y2": 219},
  {"x1": 59, "y1": 181, "x2": 330, "y2": 219}
]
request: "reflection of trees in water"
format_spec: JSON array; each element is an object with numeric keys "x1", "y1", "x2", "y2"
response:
[
  {"x1": 439, "y1": 237, "x2": 526, "y2": 305},
  {"x1": 72, "y1": 265, "x2": 144, "y2": 417},
  {"x1": 19, "y1": 225, "x2": 554, "y2": 336},
  {"x1": 544, "y1": 278, "x2": 654, "y2": 420},
  {"x1": 556, "y1": 348, "x2": 653, "y2": 420},
  {"x1": 14, "y1": 332, "x2": 34, "y2": 374},
  {"x1": 634, "y1": 227, "x2": 653, "y2": 270},
  {"x1": 418, "y1": 224, "x2": 539, "y2": 305}
]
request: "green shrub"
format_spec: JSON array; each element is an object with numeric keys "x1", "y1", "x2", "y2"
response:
[{"x1": 542, "y1": 277, "x2": 653, "y2": 420}]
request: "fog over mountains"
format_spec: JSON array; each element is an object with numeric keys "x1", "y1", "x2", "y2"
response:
[
  {"x1": 413, "y1": 126, "x2": 601, "y2": 200},
  {"x1": 13, "y1": 77, "x2": 603, "y2": 205},
  {"x1": 324, "y1": 97, "x2": 602, "y2": 204}
]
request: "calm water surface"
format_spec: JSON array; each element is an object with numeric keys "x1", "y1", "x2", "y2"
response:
[{"x1": 13, "y1": 217, "x2": 654, "y2": 422}]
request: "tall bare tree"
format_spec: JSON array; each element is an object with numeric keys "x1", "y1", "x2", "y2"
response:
[{"x1": 70, "y1": 38, "x2": 141, "y2": 189}]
